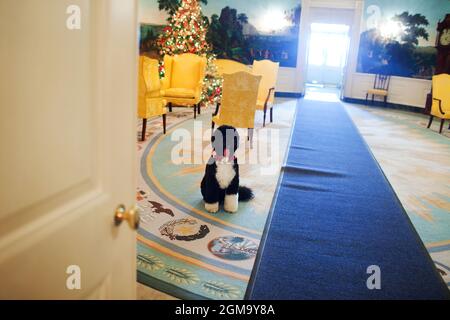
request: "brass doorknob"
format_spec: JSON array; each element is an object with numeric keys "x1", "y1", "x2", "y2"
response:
[{"x1": 114, "y1": 205, "x2": 140, "y2": 230}]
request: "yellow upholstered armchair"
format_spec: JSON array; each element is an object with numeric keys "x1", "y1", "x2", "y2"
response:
[
  {"x1": 161, "y1": 53, "x2": 207, "y2": 119},
  {"x1": 252, "y1": 60, "x2": 279, "y2": 127},
  {"x1": 212, "y1": 72, "x2": 262, "y2": 147},
  {"x1": 138, "y1": 56, "x2": 167, "y2": 141},
  {"x1": 427, "y1": 74, "x2": 450, "y2": 134},
  {"x1": 215, "y1": 59, "x2": 251, "y2": 76}
]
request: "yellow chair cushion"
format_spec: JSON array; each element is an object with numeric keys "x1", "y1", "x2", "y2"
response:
[
  {"x1": 162, "y1": 88, "x2": 196, "y2": 99},
  {"x1": 368, "y1": 89, "x2": 388, "y2": 96}
]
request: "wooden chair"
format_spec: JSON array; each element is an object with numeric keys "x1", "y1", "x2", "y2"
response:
[
  {"x1": 366, "y1": 74, "x2": 391, "y2": 107},
  {"x1": 252, "y1": 60, "x2": 279, "y2": 127},
  {"x1": 212, "y1": 72, "x2": 262, "y2": 147},
  {"x1": 138, "y1": 56, "x2": 167, "y2": 141},
  {"x1": 427, "y1": 74, "x2": 450, "y2": 134},
  {"x1": 161, "y1": 53, "x2": 206, "y2": 119}
]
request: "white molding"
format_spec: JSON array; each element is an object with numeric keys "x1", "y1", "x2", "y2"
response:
[
  {"x1": 352, "y1": 72, "x2": 432, "y2": 85},
  {"x1": 309, "y1": 0, "x2": 357, "y2": 9}
]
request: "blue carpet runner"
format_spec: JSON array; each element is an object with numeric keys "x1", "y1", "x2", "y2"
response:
[{"x1": 247, "y1": 100, "x2": 449, "y2": 300}]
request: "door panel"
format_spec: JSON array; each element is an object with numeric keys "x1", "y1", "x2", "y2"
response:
[
  {"x1": 306, "y1": 24, "x2": 349, "y2": 86},
  {"x1": 0, "y1": 0, "x2": 138, "y2": 299}
]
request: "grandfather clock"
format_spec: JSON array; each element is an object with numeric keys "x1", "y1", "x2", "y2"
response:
[{"x1": 425, "y1": 14, "x2": 450, "y2": 113}]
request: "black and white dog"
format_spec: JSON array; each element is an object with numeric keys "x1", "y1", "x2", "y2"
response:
[{"x1": 201, "y1": 125, "x2": 254, "y2": 213}]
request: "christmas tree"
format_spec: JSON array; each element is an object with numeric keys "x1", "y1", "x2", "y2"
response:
[{"x1": 157, "y1": 0, "x2": 222, "y2": 106}]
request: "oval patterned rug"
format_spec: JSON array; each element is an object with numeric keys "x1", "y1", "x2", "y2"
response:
[{"x1": 136, "y1": 99, "x2": 297, "y2": 300}]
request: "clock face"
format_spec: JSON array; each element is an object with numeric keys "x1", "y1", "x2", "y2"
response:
[{"x1": 440, "y1": 29, "x2": 450, "y2": 46}]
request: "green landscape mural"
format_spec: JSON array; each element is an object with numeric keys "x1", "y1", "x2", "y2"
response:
[
  {"x1": 357, "y1": 0, "x2": 450, "y2": 79},
  {"x1": 139, "y1": 0, "x2": 301, "y2": 67}
]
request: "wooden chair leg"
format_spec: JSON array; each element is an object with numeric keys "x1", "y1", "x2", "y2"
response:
[
  {"x1": 365, "y1": 93, "x2": 369, "y2": 105},
  {"x1": 248, "y1": 128, "x2": 254, "y2": 149},
  {"x1": 168, "y1": 103, "x2": 173, "y2": 113},
  {"x1": 270, "y1": 107, "x2": 273, "y2": 123},
  {"x1": 439, "y1": 119, "x2": 445, "y2": 134},
  {"x1": 197, "y1": 104, "x2": 201, "y2": 115},
  {"x1": 384, "y1": 96, "x2": 387, "y2": 107},
  {"x1": 371, "y1": 94, "x2": 375, "y2": 105},
  {"x1": 211, "y1": 122, "x2": 216, "y2": 139},
  {"x1": 141, "y1": 118, "x2": 147, "y2": 141},
  {"x1": 427, "y1": 115, "x2": 434, "y2": 128},
  {"x1": 162, "y1": 114, "x2": 167, "y2": 134},
  {"x1": 263, "y1": 101, "x2": 269, "y2": 127},
  {"x1": 194, "y1": 105, "x2": 197, "y2": 119}
]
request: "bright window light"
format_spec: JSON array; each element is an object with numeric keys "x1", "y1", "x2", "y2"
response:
[
  {"x1": 311, "y1": 23, "x2": 349, "y2": 34},
  {"x1": 380, "y1": 20, "x2": 405, "y2": 39},
  {"x1": 259, "y1": 8, "x2": 292, "y2": 33},
  {"x1": 308, "y1": 23, "x2": 350, "y2": 68}
]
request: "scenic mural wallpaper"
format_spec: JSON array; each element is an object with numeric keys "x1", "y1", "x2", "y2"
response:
[
  {"x1": 139, "y1": 0, "x2": 302, "y2": 67},
  {"x1": 357, "y1": 0, "x2": 450, "y2": 79}
]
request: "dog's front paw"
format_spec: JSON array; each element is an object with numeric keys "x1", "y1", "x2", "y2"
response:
[
  {"x1": 224, "y1": 194, "x2": 238, "y2": 213},
  {"x1": 205, "y1": 202, "x2": 219, "y2": 213}
]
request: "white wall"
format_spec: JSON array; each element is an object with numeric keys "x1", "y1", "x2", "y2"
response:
[
  {"x1": 280, "y1": 0, "x2": 431, "y2": 108},
  {"x1": 276, "y1": 67, "x2": 299, "y2": 92},
  {"x1": 347, "y1": 73, "x2": 431, "y2": 107}
]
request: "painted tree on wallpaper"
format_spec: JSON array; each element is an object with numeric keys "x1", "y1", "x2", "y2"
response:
[
  {"x1": 357, "y1": 0, "x2": 450, "y2": 79},
  {"x1": 140, "y1": 0, "x2": 302, "y2": 68},
  {"x1": 206, "y1": 7, "x2": 250, "y2": 63},
  {"x1": 205, "y1": 3, "x2": 301, "y2": 67}
]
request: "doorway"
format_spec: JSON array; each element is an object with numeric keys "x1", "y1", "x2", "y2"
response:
[{"x1": 305, "y1": 23, "x2": 350, "y2": 98}]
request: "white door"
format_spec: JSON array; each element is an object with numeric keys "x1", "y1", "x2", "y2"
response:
[
  {"x1": 0, "y1": 0, "x2": 138, "y2": 299},
  {"x1": 306, "y1": 23, "x2": 350, "y2": 86}
]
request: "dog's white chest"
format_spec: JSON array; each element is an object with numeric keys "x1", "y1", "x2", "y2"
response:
[{"x1": 215, "y1": 163, "x2": 236, "y2": 189}]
